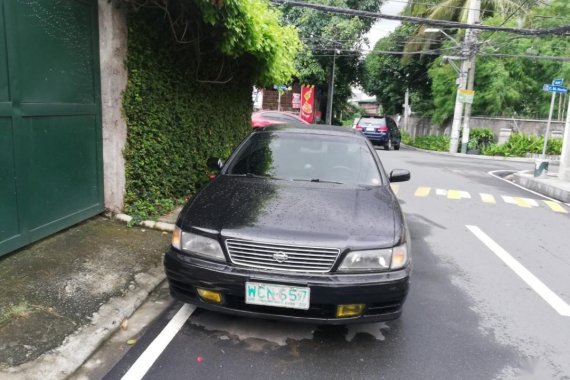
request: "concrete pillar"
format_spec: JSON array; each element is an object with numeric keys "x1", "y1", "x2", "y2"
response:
[
  {"x1": 497, "y1": 128, "x2": 512, "y2": 145},
  {"x1": 98, "y1": 0, "x2": 128, "y2": 212}
]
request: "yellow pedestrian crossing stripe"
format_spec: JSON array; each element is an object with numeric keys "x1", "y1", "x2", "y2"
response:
[
  {"x1": 544, "y1": 200, "x2": 568, "y2": 213},
  {"x1": 404, "y1": 186, "x2": 569, "y2": 214},
  {"x1": 415, "y1": 187, "x2": 431, "y2": 197}
]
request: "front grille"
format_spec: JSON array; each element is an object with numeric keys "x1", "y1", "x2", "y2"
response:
[{"x1": 225, "y1": 239, "x2": 340, "y2": 273}]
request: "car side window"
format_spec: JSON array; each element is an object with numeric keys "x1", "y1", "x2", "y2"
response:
[{"x1": 386, "y1": 118, "x2": 399, "y2": 134}]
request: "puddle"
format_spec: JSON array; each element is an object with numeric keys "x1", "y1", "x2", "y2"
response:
[{"x1": 190, "y1": 311, "x2": 390, "y2": 348}]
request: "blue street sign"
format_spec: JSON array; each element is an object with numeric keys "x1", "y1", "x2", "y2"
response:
[
  {"x1": 543, "y1": 84, "x2": 568, "y2": 94},
  {"x1": 273, "y1": 85, "x2": 287, "y2": 90},
  {"x1": 552, "y1": 79, "x2": 564, "y2": 86}
]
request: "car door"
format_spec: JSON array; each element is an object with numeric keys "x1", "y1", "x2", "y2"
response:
[{"x1": 386, "y1": 117, "x2": 400, "y2": 143}]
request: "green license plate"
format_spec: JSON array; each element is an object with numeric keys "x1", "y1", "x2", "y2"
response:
[{"x1": 245, "y1": 282, "x2": 310, "y2": 310}]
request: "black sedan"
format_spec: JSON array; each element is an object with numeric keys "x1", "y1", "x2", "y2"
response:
[{"x1": 165, "y1": 125, "x2": 412, "y2": 324}]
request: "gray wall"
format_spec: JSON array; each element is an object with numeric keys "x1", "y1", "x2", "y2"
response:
[
  {"x1": 403, "y1": 115, "x2": 566, "y2": 139},
  {"x1": 99, "y1": 0, "x2": 128, "y2": 213}
]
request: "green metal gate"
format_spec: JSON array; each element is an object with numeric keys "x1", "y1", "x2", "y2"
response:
[{"x1": 0, "y1": 0, "x2": 103, "y2": 257}]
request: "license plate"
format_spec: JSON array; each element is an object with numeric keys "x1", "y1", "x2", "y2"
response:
[
  {"x1": 366, "y1": 127, "x2": 375, "y2": 132},
  {"x1": 245, "y1": 282, "x2": 310, "y2": 310}
]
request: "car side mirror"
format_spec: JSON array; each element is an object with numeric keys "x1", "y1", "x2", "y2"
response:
[
  {"x1": 389, "y1": 169, "x2": 410, "y2": 182},
  {"x1": 207, "y1": 157, "x2": 224, "y2": 171}
]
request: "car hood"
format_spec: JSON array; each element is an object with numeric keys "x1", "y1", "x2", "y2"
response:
[{"x1": 180, "y1": 176, "x2": 403, "y2": 250}]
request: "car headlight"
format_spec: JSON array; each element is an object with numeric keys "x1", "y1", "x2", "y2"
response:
[
  {"x1": 338, "y1": 243, "x2": 408, "y2": 272},
  {"x1": 172, "y1": 227, "x2": 225, "y2": 261}
]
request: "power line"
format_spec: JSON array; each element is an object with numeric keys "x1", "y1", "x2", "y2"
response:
[{"x1": 271, "y1": 0, "x2": 570, "y2": 36}]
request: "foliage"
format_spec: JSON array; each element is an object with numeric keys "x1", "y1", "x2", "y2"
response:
[
  {"x1": 196, "y1": 0, "x2": 301, "y2": 86},
  {"x1": 406, "y1": 135, "x2": 450, "y2": 151},
  {"x1": 465, "y1": 128, "x2": 495, "y2": 150},
  {"x1": 424, "y1": 0, "x2": 570, "y2": 123},
  {"x1": 483, "y1": 133, "x2": 562, "y2": 157},
  {"x1": 122, "y1": 9, "x2": 253, "y2": 219},
  {"x1": 401, "y1": 130, "x2": 413, "y2": 145},
  {"x1": 280, "y1": 0, "x2": 383, "y2": 122},
  {"x1": 360, "y1": 25, "x2": 434, "y2": 116}
]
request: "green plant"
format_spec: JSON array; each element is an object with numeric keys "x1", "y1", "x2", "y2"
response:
[
  {"x1": 466, "y1": 128, "x2": 495, "y2": 151},
  {"x1": 122, "y1": 9, "x2": 254, "y2": 219},
  {"x1": 401, "y1": 131, "x2": 412, "y2": 145},
  {"x1": 408, "y1": 135, "x2": 450, "y2": 151},
  {"x1": 483, "y1": 133, "x2": 562, "y2": 157}
]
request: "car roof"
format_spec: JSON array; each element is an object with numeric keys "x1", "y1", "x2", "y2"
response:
[{"x1": 255, "y1": 124, "x2": 363, "y2": 137}]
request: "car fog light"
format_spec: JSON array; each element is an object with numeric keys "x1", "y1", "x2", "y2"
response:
[
  {"x1": 197, "y1": 288, "x2": 222, "y2": 304},
  {"x1": 336, "y1": 304, "x2": 365, "y2": 318}
]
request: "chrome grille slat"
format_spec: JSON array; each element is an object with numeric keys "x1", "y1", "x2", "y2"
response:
[
  {"x1": 228, "y1": 242, "x2": 338, "y2": 254},
  {"x1": 231, "y1": 254, "x2": 332, "y2": 266},
  {"x1": 226, "y1": 239, "x2": 340, "y2": 273},
  {"x1": 230, "y1": 250, "x2": 334, "y2": 262}
]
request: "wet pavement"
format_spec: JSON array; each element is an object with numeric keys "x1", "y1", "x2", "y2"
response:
[{"x1": 0, "y1": 216, "x2": 170, "y2": 369}]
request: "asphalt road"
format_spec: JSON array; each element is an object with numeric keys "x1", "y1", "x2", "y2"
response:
[{"x1": 101, "y1": 148, "x2": 570, "y2": 380}]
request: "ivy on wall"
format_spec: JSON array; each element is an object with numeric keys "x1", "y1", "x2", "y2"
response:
[{"x1": 123, "y1": 9, "x2": 254, "y2": 219}]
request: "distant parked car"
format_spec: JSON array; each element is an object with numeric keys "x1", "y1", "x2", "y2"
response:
[
  {"x1": 252, "y1": 111, "x2": 309, "y2": 128},
  {"x1": 355, "y1": 116, "x2": 401, "y2": 150}
]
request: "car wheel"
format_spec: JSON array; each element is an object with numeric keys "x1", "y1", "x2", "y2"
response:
[
  {"x1": 394, "y1": 143, "x2": 400, "y2": 150},
  {"x1": 383, "y1": 141, "x2": 390, "y2": 151}
]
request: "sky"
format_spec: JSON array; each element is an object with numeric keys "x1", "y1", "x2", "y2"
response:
[
  {"x1": 354, "y1": 0, "x2": 408, "y2": 100},
  {"x1": 364, "y1": 0, "x2": 408, "y2": 50}
]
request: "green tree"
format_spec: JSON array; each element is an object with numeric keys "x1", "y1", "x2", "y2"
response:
[
  {"x1": 427, "y1": 0, "x2": 570, "y2": 123},
  {"x1": 280, "y1": 0, "x2": 383, "y2": 122},
  {"x1": 360, "y1": 25, "x2": 434, "y2": 116}
]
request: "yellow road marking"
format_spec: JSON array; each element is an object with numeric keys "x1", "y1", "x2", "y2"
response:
[
  {"x1": 415, "y1": 187, "x2": 431, "y2": 197},
  {"x1": 513, "y1": 197, "x2": 531, "y2": 208},
  {"x1": 480, "y1": 193, "x2": 496, "y2": 204},
  {"x1": 390, "y1": 184, "x2": 400, "y2": 194},
  {"x1": 447, "y1": 190, "x2": 462, "y2": 200},
  {"x1": 544, "y1": 200, "x2": 568, "y2": 213}
]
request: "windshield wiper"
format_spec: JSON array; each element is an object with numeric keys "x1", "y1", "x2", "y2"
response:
[
  {"x1": 291, "y1": 178, "x2": 344, "y2": 184},
  {"x1": 228, "y1": 173, "x2": 284, "y2": 180}
]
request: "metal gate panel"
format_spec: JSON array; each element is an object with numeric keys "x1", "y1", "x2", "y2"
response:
[{"x1": 0, "y1": 0, "x2": 103, "y2": 257}]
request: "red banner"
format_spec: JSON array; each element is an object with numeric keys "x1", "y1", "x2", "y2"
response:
[{"x1": 300, "y1": 85, "x2": 315, "y2": 123}]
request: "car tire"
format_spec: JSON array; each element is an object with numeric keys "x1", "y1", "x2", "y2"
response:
[
  {"x1": 383, "y1": 141, "x2": 390, "y2": 151},
  {"x1": 394, "y1": 143, "x2": 400, "y2": 150}
]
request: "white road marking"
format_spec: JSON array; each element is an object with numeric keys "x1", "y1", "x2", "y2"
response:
[
  {"x1": 466, "y1": 225, "x2": 570, "y2": 317},
  {"x1": 459, "y1": 191, "x2": 471, "y2": 199},
  {"x1": 121, "y1": 304, "x2": 196, "y2": 380},
  {"x1": 436, "y1": 188, "x2": 448, "y2": 196},
  {"x1": 502, "y1": 195, "x2": 516, "y2": 205},
  {"x1": 480, "y1": 193, "x2": 496, "y2": 204},
  {"x1": 488, "y1": 170, "x2": 570, "y2": 207}
]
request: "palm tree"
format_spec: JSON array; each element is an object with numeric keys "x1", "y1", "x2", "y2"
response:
[{"x1": 402, "y1": 0, "x2": 532, "y2": 54}]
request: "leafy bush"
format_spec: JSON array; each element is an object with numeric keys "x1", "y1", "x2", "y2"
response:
[
  {"x1": 483, "y1": 133, "x2": 562, "y2": 157},
  {"x1": 401, "y1": 130, "x2": 412, "y2": 145},
  {"x1": 122, "y1": 9, "x2": 254, "y2": 219},
  {"x1": 408, "y1": 135, "x2": 450, "y2": 152},
  {"x1": 465, "y1": 128, "x2": 495, "y2": 151}
]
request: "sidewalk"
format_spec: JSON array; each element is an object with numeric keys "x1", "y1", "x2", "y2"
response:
[
  {"x1": 513, "y1": 172, "x2": 570, "y2": 203},
  {"x1": 0, "y1": 216, "x2": 171, "y2": 379}
]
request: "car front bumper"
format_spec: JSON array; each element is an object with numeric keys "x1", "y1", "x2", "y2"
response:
[{"x1": 164, "y1": 248, "x2": 411, "y2": 324}]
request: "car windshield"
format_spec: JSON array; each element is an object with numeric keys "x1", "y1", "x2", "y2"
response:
[{"x1": 227, "y1": 132, "x2": 382, "y2": 186}]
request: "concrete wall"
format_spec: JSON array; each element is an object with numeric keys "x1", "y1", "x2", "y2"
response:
[
  {"x1": 405, "y1": 115, "x2": 566, "y2": 140},
  {"x1": 98, "y1": 0, "x2": 128, "y2": 213}
]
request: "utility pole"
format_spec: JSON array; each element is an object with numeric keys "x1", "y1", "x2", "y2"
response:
[
  {"x1": 559, "y1": 94, "x2": 570, "y2": 181},
  {"x1": 326, "y1": 49, "x2": 336, "y2": 125},
  {"x1": 449, "y1": 0, "x2": 479, "y2": 154},
  {"x1": 404, "y1": 88, "x2": 410, "y2": 134},
  {"x1": 460, "y1": 0, "x2": 481, "y2": 154}
]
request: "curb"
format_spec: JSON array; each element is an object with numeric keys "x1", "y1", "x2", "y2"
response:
[
  {"x1": 0, "y1": 267, "x2": 166, "y2": 380},
  {"x1": 115, "y1": 213, "x2": 176, "y2": 232},
  {"x1": 401, "y1": 144, "x2": 560, "y2": 164}
]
